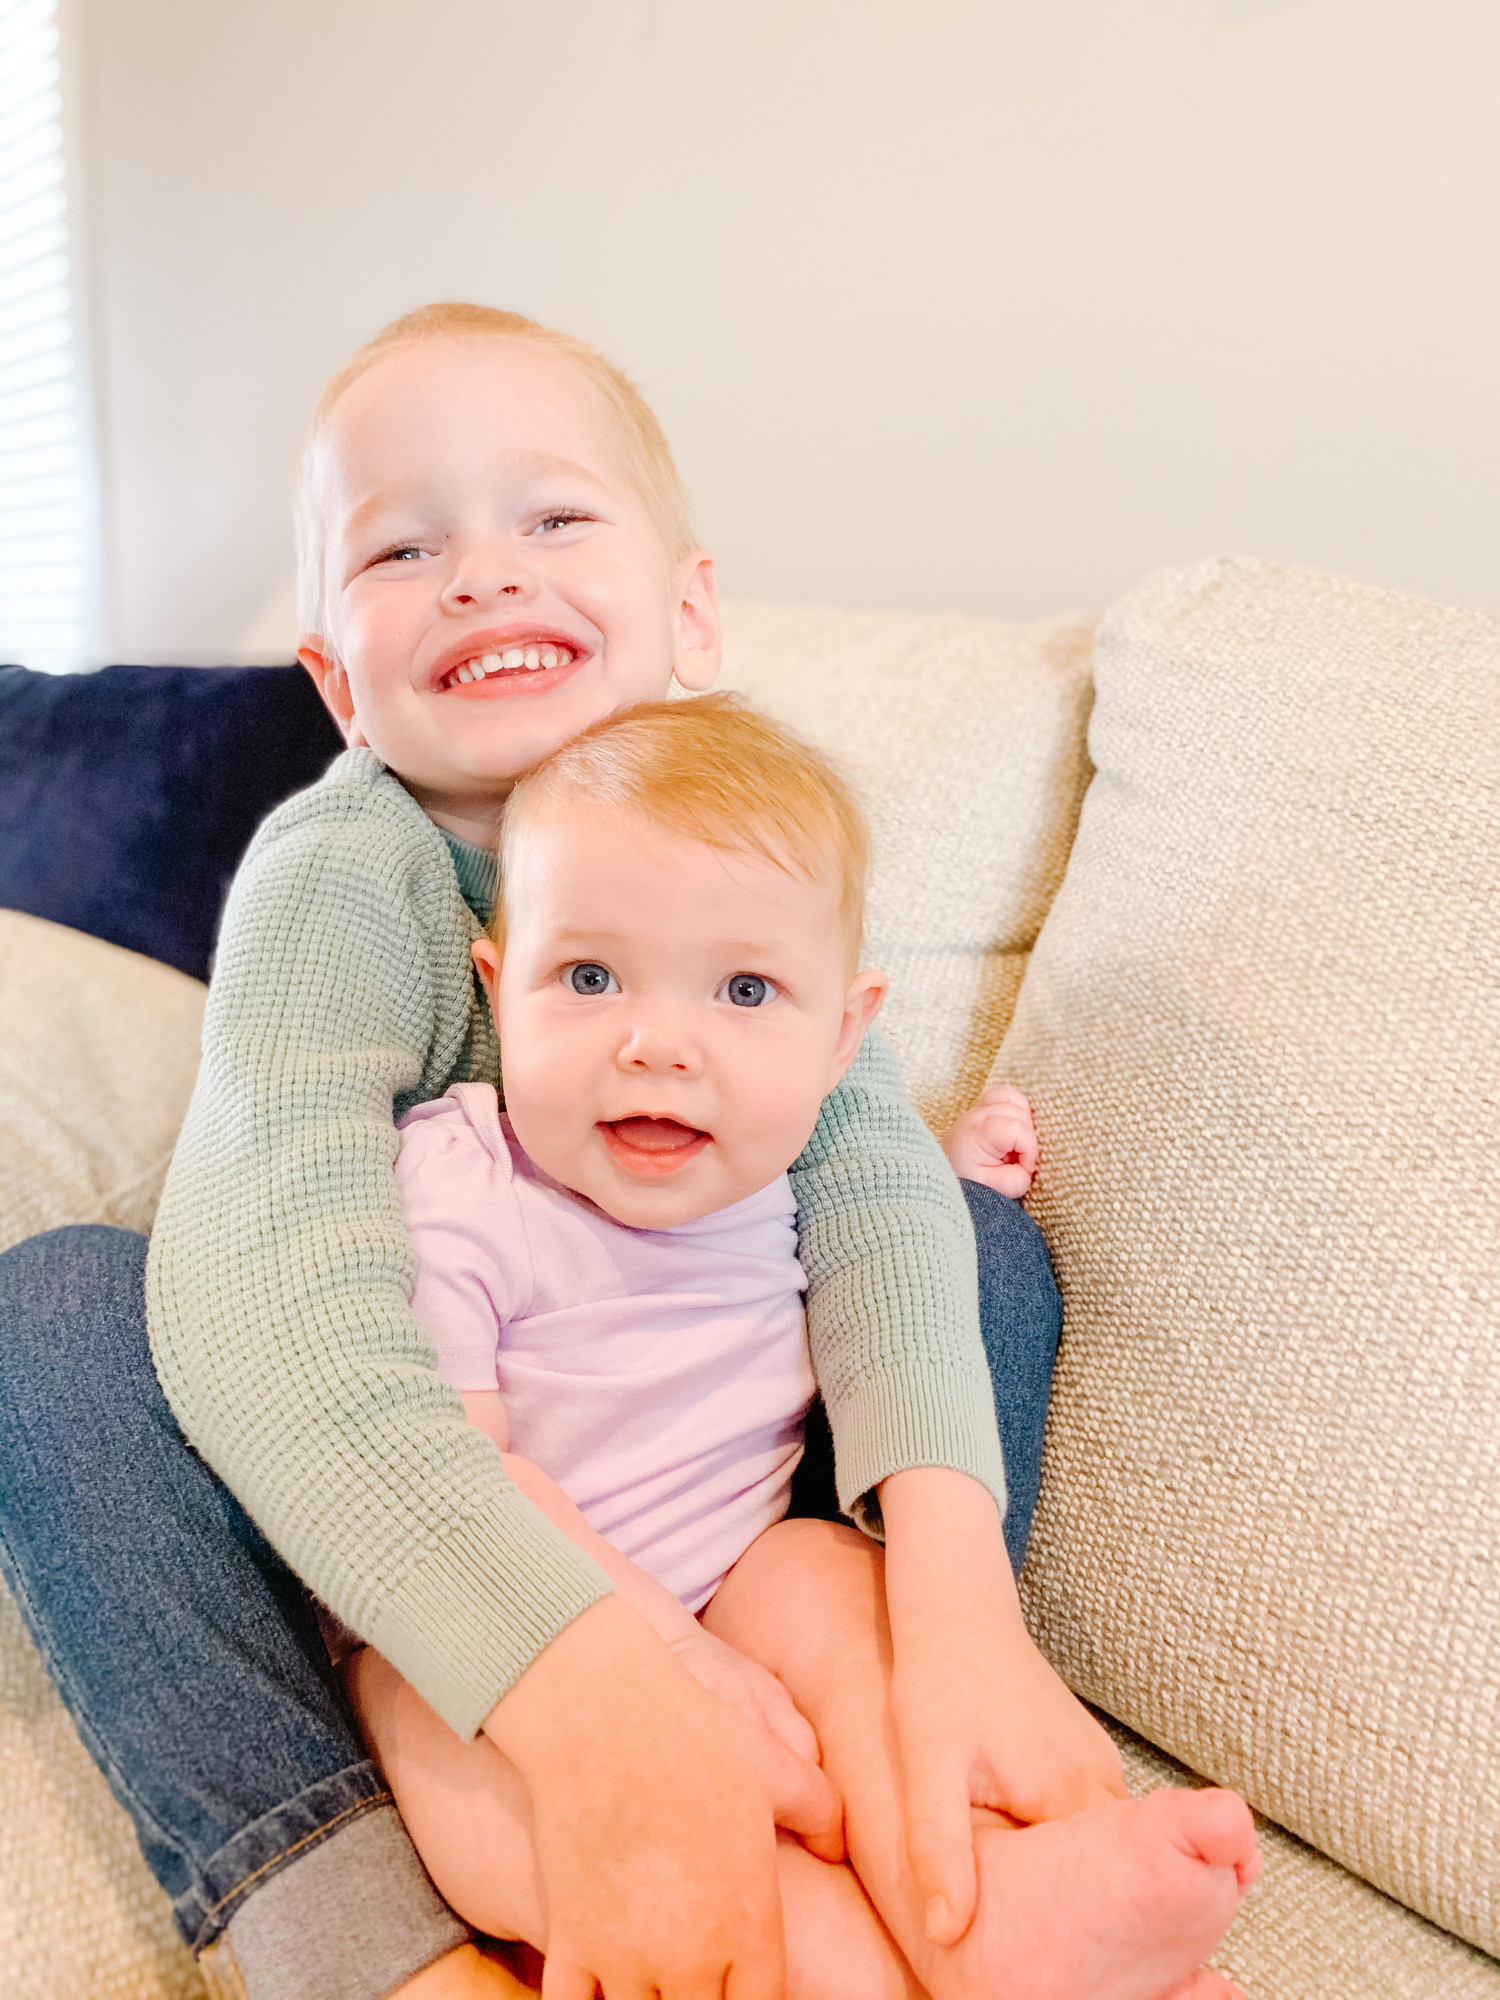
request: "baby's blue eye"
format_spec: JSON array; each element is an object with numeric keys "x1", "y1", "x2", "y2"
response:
[
  {"x1": 720, "y1": 973, "x2": 775, "y2": 1008},
  {"x1": 566, "y1": 962, "x2": 618, "y2": 996}
]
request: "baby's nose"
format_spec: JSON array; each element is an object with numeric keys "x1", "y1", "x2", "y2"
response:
[{"x1": 619, "y1": 1017, "x2": 700, "y2": 1074}]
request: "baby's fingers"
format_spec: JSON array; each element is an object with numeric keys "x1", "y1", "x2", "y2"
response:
[
  {"x1": 764, "y1": 1735, "x2": 845, "y2": 1864},
  {"x1": 975, "y1": 1083, "x2": 1032, "y2": 1114},
  {"x1": 895, "y1": 1718, "x2": 979, "y2": 1944},
  {"x1": 754, "y1": 1674, "x2": 821, "y2": 1767},
  {"x1": 978, "y1": 1111, "x2": 1039, "y2": 1171}
]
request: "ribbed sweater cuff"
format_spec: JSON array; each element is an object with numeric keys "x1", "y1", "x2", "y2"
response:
[
  {"x1": 829, "y1": 1364, "x2": 1008, "y2": 1538},
  {"x1": 361, "y1": 1504, "x2": 614, "y2": 1741}
]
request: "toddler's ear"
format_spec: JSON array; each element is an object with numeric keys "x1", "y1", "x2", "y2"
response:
[
  {"x1": 671, "y1": 553, "x2": 721, "y2": 693},
  {"x1": 298, "y1": 637, "x2": 367, "y2": 748},
  {"x1": 830, "y1": 968, "x2": 889, "y2": 1083}
]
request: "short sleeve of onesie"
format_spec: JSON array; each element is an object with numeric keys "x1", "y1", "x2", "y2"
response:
[{"x1": 394, "y1": 1085, "x2": 532, "y2": 1391}]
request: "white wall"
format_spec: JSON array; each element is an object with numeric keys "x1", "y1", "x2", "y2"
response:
[{"x1": 77, "y1": 0, "x2": 1499, "y2": 660}]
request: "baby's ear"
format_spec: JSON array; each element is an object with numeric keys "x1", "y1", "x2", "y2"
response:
[
  {"x1": 471, "y1": 937, "x2": 503, "y2": 1017},
  {"x1": 830, "y1": 968, "x2": 889, "y2": 1082},
  {"x1": 672, "y1": 553, "x2": 721, "y2": 692}
]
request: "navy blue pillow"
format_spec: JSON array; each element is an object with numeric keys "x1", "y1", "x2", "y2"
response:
[{"x1": 0, "y1": 664, "x2": 344, "y2": 983}]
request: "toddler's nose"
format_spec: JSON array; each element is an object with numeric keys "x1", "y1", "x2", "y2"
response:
[{"x1": 440, "y1": 547, "x2": 530, "y2": 609}]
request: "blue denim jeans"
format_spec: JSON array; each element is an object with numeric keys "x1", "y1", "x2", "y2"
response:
[{"x1": 0, "y1": 1187, "x2": 1059, "y2": 2000}]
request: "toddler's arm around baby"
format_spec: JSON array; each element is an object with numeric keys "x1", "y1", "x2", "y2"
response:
[{"x1": 146, "y1": 758, "x2": 613, "y2": 1736}]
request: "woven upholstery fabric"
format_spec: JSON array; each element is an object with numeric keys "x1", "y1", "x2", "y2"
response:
[
  {"x1": 1109, "y1": 1724, "x2": 1500, "y2": 1999},
  {"x1": 0, "y1": 1587, "x2": 205, "y2": 2000},
  {"x1": 0, "y1": 911, "x2": 207, "y2": 1252},
  {"x1": 0, "y1": 914, "x2": 207, "y2": 1998},
  {"x1": 1005, "y1": 559, "x2": 1500, "y2": 1953},
  {"x1": 717, "y1": 600, "x2": 1097, "y2": 1134}
]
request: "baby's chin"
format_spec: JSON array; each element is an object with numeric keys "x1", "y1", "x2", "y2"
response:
[{"x1": 524, "y1": 1121, "x2": 766, "y2": 1230}]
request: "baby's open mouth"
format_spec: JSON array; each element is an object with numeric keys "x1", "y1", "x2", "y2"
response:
[
  {"x1": 599, "y1": 1116, "x2": 712, "y2": 1174},
  {"x1": 438, "y1": 642, "x2": 579, "y2": 691}
]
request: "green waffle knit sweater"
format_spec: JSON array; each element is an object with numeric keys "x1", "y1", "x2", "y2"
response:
[{"x1": 147, "y1": 749, "x2": 1005, "y2": 1738}]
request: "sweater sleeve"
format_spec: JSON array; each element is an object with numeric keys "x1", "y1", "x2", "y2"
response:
[
  {"x1": 146, "y1": 770, "x2": 611, "y2": 1739},
  {"x1": 788, "y1": 1024, "x2": 1007, "y2": 1533}
]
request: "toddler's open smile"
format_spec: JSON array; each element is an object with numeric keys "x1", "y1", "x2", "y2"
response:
[{"x1": 435, "y1": 626, "x2": 585, "y2": 695}]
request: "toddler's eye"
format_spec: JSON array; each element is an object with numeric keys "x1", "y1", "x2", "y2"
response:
[
  {"x1": 719, "y1": 973, "x2": 776, "y2": 1008},
  {"x1": 564, "y1": 962, "x2": 618, "y2": 996},
  {"x1": 534, "y1": 509, "x2": 589, "y2": 535}
]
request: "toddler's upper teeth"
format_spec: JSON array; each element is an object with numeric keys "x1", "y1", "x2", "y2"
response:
[
  {"x1": 524, "y1": 646, "x2": 541, "y2": 671},
  {"x1": 455, "y1": 663, "x2": 476, "y2": 683},
  {"x1": 502, "y1": 646, "x2": 525, "y2": 669},
  {"x1": 480, "y1": 653, "x2": 501, "y2": 675},
  {"x1": 540, "y1": 646, "x2": 559, "y2": 668}
]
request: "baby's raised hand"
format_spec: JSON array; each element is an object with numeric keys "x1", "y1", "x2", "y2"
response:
[{"x1": 942, "y1": 1084, "x2": 1039, "y2": 1198}]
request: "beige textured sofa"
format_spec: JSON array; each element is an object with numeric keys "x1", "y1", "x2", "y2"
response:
[{"x1": 2, "y1": 557, "x2": 1496, "y2": 1998}]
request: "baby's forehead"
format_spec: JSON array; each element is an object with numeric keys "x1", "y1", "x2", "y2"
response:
[{"x1": 505, "y1": 805, "x2": 843, "y2": 931}]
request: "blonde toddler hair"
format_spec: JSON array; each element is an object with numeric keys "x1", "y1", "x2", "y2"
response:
[
  {"x1": 296, "y1": 302, "x2": 696, "y2": 639},
  {"x1": 496, "y1": 693, "x2": 870, "y2": 970}
]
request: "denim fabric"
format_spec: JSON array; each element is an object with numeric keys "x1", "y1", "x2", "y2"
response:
[
  {"x1": 788, "y1": 1182, "x2": 1062, "y2": 1573},
  {"x1": 962, "y1": 1180, "x2": 1063, "y2": 1573},
  {"x1": 0, "y1": 1190, "x2": 1060, "y2": 1985},
  {"x1": 0, "y1": 1227, "x2": 464, "y2": 1995}
]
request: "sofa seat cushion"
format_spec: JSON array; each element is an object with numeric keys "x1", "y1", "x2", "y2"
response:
[
  {"x1": 1109, "y1": 1724, "x2": 1500, "y2": 1999},
  {"x1": 0, "y1": 911, "x2": 207, "y2": 1254},
  {"x1": 718, "y1": 599, "x2": 1097, "y2": 1134},
  {"x1": 1001, "y1": 559, "x2": 1500, "y2": 1954}
]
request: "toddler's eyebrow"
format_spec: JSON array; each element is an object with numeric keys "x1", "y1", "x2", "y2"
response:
[
  {"x1": 502, "y1": 448, "x2": 609, "y2": 491},
  {"x1": 340, "y1": 453, "x2": 611, "y2": 542}
]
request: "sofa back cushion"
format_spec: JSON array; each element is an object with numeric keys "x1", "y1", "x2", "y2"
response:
[
  {"x1": 718, "y1": 600, "x2": 1097, "y2": 1133},
  {"x1": 999, "y1": 558, "x2": 1500, "y2": 1953},
  {"x1": 0, "y1": 663, "x2": 342, "y2": 983}
]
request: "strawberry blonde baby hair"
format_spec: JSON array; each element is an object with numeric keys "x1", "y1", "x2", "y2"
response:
[
  {"x1": 295, "y1": 302, "x2": 696, "y2": 638},
  {"x1": 495, "y1": 693, "x2": 871, "y2": 972}
]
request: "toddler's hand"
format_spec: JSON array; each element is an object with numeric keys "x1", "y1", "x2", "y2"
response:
[
  {"x1": 882, "y1": 1469, "x2": 1126, "y2": 1947},
  {"x1": 487, "y1": 1594, "x2": 820, "y2": 1998},
  {"x1": 942, "y1": 1085, "x2": 1039, "y2": 1198}
]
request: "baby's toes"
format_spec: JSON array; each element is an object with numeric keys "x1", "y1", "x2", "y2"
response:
[
  {"x1": 1164, "y1": 1974, "x2": 1245, "y2": 2000},
  {"x1": 1178, "y1": 1790, "x2": 1260, "y2": 1887}
]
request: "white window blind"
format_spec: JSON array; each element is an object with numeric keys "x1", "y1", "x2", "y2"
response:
[{"x1": 0, "y1": 0, "x2": 96, "y2": 672}]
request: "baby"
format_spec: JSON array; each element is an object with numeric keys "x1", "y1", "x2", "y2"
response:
[{"x1": 346, "y1": 694, "x2": 1261, "y2": 2000}]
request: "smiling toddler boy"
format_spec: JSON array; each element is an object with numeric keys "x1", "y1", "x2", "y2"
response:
[{"x1": 123, "y1": 302, "x2": 1096, "y2": 1999}]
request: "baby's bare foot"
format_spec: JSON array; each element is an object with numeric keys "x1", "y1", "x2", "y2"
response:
[{"x1": 925, "y1": 1786, "x2": 1258, "y2": 2000}]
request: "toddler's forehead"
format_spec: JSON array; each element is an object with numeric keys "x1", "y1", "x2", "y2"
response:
[{"x1": 325, "y1": 338, "x2": 624, "y2": 477}]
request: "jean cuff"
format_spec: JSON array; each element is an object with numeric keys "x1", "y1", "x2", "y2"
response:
[{"x1": 181, "y1": 1767, "x2": 469, "y2": 2000}]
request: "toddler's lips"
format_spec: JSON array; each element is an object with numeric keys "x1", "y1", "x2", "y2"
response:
[{"x1": 599, "y1": 1116, "x2": 711, "y2": 1175}]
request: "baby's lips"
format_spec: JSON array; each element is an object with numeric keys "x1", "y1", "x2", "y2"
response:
[{"x1": 606, "y1": 1115, "x2": 709, "y2": 1154}]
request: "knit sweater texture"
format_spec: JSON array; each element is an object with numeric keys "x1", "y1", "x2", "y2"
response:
[{"x1": 147, "y1": 749, "x2": 1005, "y2": 1738}]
